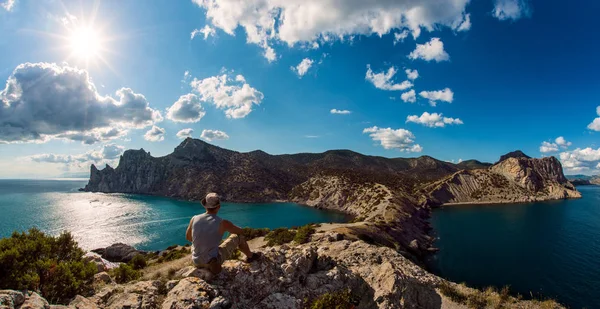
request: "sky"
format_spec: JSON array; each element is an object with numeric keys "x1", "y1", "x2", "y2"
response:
[{"x1": 0, "y1": 0, "x2": 599, "y2": 178}]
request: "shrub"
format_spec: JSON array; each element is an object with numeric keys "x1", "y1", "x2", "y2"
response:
[
  {"x1": 112, "y1": 264, "x2": 140, "y2": 284},
  {"x1": 129, "y1": 254, "x2": 147, "y2": 270},
  {"x1": 167, "y1": 267, "x2": 177, "y2": 279},
  {"x1": 438, "y1": 282, "x2": 467, "y2": 304},
  {"x1": 294, "y1": 225, "x2": 316, "y2": 244},
  {"x1": 240, "y1": 227, "x2": 270, "y2": 240},
  {"x1": 0, "y1": 229, "x2": 97, "y2": 304},
  {"x1": 308, "y1": 289, "x2": 358, "y2": 309},
  {"x1": 265, "y1": 228, "x2": 296, "y2": 246},
  {"x1": 466, "y1": 293, "x2": 487, "y2": 309},
  {"x1": 160, "y1": 248, "x2": 188, "y2": 262}
]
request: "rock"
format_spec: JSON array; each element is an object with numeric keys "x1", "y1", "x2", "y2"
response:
[
  {"x1": 69, "y1": 296, "x2": 98, "y2": 309},
  {"x1": 49, "y1": 306, "x2": 69, "y2": 309},
  {"x1": 20, "y1": 292, "x2": 49, "y2": 309},
  {"x1": 0, "y1": 290, "x2": 25, "y2": 309},
  {"x1": 93, "y1": 272, "x2": 113, "y2": 285},
  {"x1": 175, "y1": 266, "x2": 213, "y2": 281},
  {"x1": 208, "y1": 296, "x2": 230, "y2": 309},
  {"x1": 257, "y1": 293, "x2": 300, "y2": 309},
  {"x1": 101, "y1": 243, "x2": 144, "y2": 263},
  {"x1": 161, "y1": 278, "x2": 218, "y2": 309},
  {"x1": 166, "y1": 280, "x2": 180, "y2": 292}
]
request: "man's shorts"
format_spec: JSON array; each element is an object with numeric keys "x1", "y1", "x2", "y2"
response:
[{"x1": 194, "y1": 234, "x2": 244, "y2": 273}]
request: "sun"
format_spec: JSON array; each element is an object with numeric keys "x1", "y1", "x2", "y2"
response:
[{"x1": 69, "y1": 27, "x2": 102, "y2": 60}]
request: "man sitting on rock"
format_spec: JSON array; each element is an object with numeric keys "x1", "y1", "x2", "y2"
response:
[{"x1": 186, "y1": 192, "x2": 260, "y2": 274}]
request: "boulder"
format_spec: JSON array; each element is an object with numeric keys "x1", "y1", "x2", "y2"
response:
[
  {"x1": 100, "y1": 243, "x2": 144, "y2": 263},
  {"x1": 69, "y1": 296, "x2": 98, "y2": 309},
  {"x1": 93, "y1": 272, "x2": 113, "y2": 285},
  {"x1": 257, "y1": 293, "x2": 300, "y2": 309},
  {"x1": 161, "y1": 278, "x2": 218, "y2": 309},
  {"x1": 175, "y1": 266, "x2": 214, "y2": 281},
  {"x1": 20, "y1": 292, "x2": 49, "y2": 309},
  {"x1": 0, "y1": 290, "x2": 25, "y2": 309}
]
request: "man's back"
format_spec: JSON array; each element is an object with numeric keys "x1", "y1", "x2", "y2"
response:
[{"x1": 191, "y1": 213, "x2": 223, "y2": 265}]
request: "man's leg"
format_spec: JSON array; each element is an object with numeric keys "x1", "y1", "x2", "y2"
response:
[{"x1": 218, "y1": 234, "x2": 253, "y2": 261}]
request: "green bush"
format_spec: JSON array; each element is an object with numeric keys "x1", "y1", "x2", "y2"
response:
[
  {"x1": 112, "y1": 264, "x2": 140, "y2": 284},
  {"x1": 161, "y1": 248, "x2": 188, "y2": 262},
  {"x1": 307, "y1": 289, "x2": 357, "y2": 309},
  {"x1": 265, "y1": 228, "x2": 296, "y2": 246},
  {"x1": 294, "y1": 225, "x2": 316, "y2": 244},
  {"x1": 129, "y1": 254, "x2": 147, "y2": 270},
  {"x1": 240, "y1": 227, "x2": 270, "y2": 240},
  {"x1": 0, "y1": 228, "x2": 97, "y2": 304},
  {"x1": 438, "y1": 282, "x2": 467, "y2": 304}
]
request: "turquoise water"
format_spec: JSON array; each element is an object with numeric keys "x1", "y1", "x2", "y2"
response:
[
  {"x1": 0, "y1": 179, "x2": 347, "y2": 251},
  {"x1": 428, "y1": 185, "x2": 600, "y2": 309}
]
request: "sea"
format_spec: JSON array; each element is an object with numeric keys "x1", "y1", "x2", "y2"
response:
[
  {"x1": 0, "y1": 179, "x2": 347, "y2": 251},
  {"x1": 428, "y1": 185, "x2": 600, "y2": 309}
]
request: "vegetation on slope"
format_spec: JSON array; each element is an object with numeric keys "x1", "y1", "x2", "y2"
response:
[{"x1": 0, "y1": 229, "x2": 97, "y2": 304}]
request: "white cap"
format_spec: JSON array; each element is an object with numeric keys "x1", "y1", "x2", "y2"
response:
[{"x1": 201, "y1": 192, "x2": 221, "y2": 209}]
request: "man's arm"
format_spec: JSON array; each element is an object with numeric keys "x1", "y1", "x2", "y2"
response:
[
  {"x1": 185, "y1": 218, "x2": 194, "y2": 242},
  {"x1": 221, "y1": 220, "x2": 244, "y2": 235}
]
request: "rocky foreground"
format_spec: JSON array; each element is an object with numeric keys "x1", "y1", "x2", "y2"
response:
[{"x1": 0, "y1": 227, "x2": 564, "y2": 309}]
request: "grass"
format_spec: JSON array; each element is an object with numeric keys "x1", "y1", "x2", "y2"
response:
[{"x1": 306, "y1": 289, "x2": 358, "y2": 309}]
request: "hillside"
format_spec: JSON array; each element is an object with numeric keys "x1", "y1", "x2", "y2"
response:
[{"x1": 83, "y1": 139, "x2": 579, "y2": 260}]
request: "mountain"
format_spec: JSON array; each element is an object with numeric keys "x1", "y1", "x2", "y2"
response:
[
  {"x1": 496, "y1": 150, "x2": 530, "y2": 164},
  {"x1": 566, "y1": 174, "x2": 600, "y2": 186},
  {"x1": 425, "y1": 153, "x2": 580, "y2": 205},
  {"x1": 83, "y1": 139, "x2": 580, "y2": 260}
]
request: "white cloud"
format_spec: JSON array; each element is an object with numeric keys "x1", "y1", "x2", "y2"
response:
[
  {"x1": 419, "y1": 88, "x2": 454, "y2": 106},
  {"x1": 456, "y1": 13, "x2": 471, "y2": 31},
  {"x1": 26, "y1": 143, "x2": 125, "y2": 171},
  {"x1": 191, "y1": 25, "x2": 216, "y2": 40},
  {"x1": 405, "y1": 69, "x2": 419, "y2": 80},
  {"x1": 393, "y1": 30, "x2": 409, "y2": 45},
  {"x1": 176, "y1": 128, "x2": 194, "y2": 139},
  {"x1": 401, "y1": 90, "x2": 416, "y2": 103},
  {"x1": 0, "y1": 62, "x2": 162, "y2": 144},
  {"x1": 587, "y1": 106, "x2": 600, "y2": 131},
  {"x1": 291, "y1": 58, "x2": 314, "y2": 78},
  {"x1": 363, "y1": 126, "x2": 422, "y2": 152},
  {"x1": 144, "y1": 126, "x2": 165, "y2": 142},
  {"x1": 201, "y1": 129, "x2": 229, "y2": 141},
  {"x1": 406, "y1": 112, "x2": 463, "y2": 128},
  {"x1": 1, "y1": 0, "x2": 15, "y2": 11},
  {"x1": 493, "y1": 0, "x2": 531, "y2": 21},
  {"x1": 365, "y1": 65, "x2": 413, "y2": 91},
  {"x1": 166, "y1": 94, "x2": 205, "y2": 123},
  {"x1": 190, "y1": 73, "x2": 264, "y2": 119},
  {"x1": 555, "y1": 136, "x2": 572, "y2": 148},
  {"x1": 560, "y1": 147, "x2": 600, "y2": 173},
  {"x1": 330, "y1": 109, "x2": 351, "y2": 115},
  {"x1": 540, "y1": 136, "x2": 572, "y2": 153},
  {"x1": 540, "y1": 141, "x2": 559, "y2": 153},
  {"x1": 192, "y1": 0, "x2": 471, "y2": 60},
  {"x1": 304, "y1": 135, "x2": 319, "y2": 138},
  {"x1": 408, "y1": 38, "x2": 450, "y2": 62}
]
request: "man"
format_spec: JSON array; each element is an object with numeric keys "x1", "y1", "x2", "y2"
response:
[{"x1": 186, "y1": 192, "x2": 260, "y2": 274}]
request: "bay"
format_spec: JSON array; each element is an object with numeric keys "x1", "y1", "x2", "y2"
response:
[{"x1": 0, "y1": 179, "x2": 348, "y2": 251}]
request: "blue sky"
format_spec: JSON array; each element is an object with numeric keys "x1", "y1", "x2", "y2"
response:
[{"x1": 1, "y1": 0, "x2": 599, "y2": 178}]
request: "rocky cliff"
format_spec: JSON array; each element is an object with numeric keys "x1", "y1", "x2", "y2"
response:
[{"x1": 425, "y1": 153, "x2": 580, "y2": 205}]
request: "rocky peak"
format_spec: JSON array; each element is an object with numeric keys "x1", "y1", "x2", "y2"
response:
[
  {"x1": 172, "y1": 138, "x2": 233, "y2": 162},
  {"x1": 497, "y1": 150, "x2": 531, "y2": 163}
]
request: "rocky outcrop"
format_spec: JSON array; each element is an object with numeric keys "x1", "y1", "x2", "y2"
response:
[
  {"x1": 0, "y1": 232, "x2": 565, "y2": 309},
  {"x1": 91, "y1": 243, "x2": 145, "y2": 263},
  {"x1": 425, "y1": 152, "x2": 580, "y2": 205}
]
